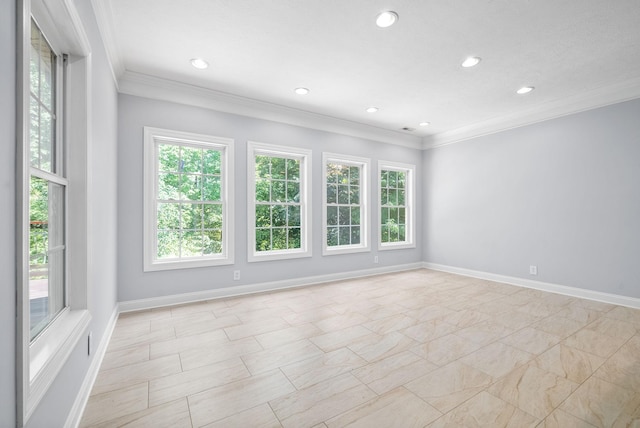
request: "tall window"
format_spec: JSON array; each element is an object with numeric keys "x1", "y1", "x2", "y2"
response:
[
  {"x1": 248, "y1": 142, "x2": 311, "y2": 262},
  {"x1": 144, "y1": 128, "x2": 234, "y2": 271},
  {"x1": 379, "y1": 161, "x2": 416, "y2": 250},
  {"x1": 28, "y1": 21, "x2": 65, "y2": 340},
  {"x1": 323, "y1": 153, "x2": 370, "y2": 255}
]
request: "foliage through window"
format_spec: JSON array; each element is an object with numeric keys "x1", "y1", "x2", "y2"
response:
[
  {"x1": 323, "y1": 153, "x2": 370, "y2": 255},
  {"x1": 144, "y1": 128, "x2": 234, "y2": 270},
  {"x1": 249, "y1": 142, "x2": 311, "y2": 261},
  {"x1": 379, "y1": 162, "x2": 415, "y2": 249}
]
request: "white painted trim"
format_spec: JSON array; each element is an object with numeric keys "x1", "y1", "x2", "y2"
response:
[
  {"x1": 64, "y1": 306, "x2": 118, "y2": 428},
  {"x1": 118, "y1": 71, "x2": 422, "y2": 150},
  {"x1": 423, "y1": 262, "x2": 640, "y2": 309},
  {"x1": 119, "y1": 262, "x2": 424, "y2": 313},
  {"x1": 422, "y1": 79, "x2": 640, "y2": 150},
  {"x1": 89, "y1": 0, "x2": 123, "y2": 88}
]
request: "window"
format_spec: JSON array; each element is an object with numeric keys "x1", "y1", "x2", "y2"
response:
[
  {"x1": 379, "y1": 161, "x2": 416, "y2": 250},
  {"x1": 17, "y1": 1, "x2": 91, "y2": 424},
  {"x1": 248, "y1": 142, "x2": 312, "y2": 262},
  {"x1": 144, "y1": 128, "x2": 234, "y2": 271},
  {"x1": 323, "y1": 153, "x2": 370, "y2": 255}
]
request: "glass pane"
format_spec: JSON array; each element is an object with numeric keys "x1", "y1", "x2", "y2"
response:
[
  {"x1": 256, "y1": 228, "x2": 271, "y2": 251},
  {"x1": 39, "y1": 109, "x2": 53, "y2": 172},
  {"x1": 288, "y1": 228, "x2": 301, "y2": 249},
  {"x1": 351, "y1": 226, "x2": 361, "y2": 245},
  {"x1": 286, "y1": 158, "x2": 300, "y2": 181},
  {"x1": 203, "y1": 149, "x2": 221, "y2": 174},
  {"x1": 158, "y1": 144, "x2": 180, "y2": 172},
  {"x1": 271, "y1": 181, "x2": 286, "y2": 202},
  {"x1": 399, "y1": 207, "x2": 406, "y2": 225},
  {"x1": 288, "y1": 205, "x2": 301, "y2": 227},
  {"x1": 349, "y1": 166, "x2": 360, "y2": 185},
  {"x1": 327, "y1": 227, "x2": 338, "y2": 246},
  {"x1": 397, "y1": 172, "x2": 406, "y2": 188},
  {"x1": 351, "y1": 207, "x2": 360, "y2": 225},
  {"x1": 182, "y1": 175, "x2": 202, "y2": 201},
  {"x1": 40, "y1": 42, "x2": 53, "y2": 110},
  {"x1": 326, "y1": 163, "x2": 338, "y2": 183},
  {"x1": 350, "y1": 185, "x2": 360, "y2": 205},
  {"x1": 381, "y1": 189, "x2": 388, "y2": 206},
  {"x1": 203, "y1": 203, "x2": 223, "y2": 229},
  {"x1": 272, "y1": 228, "x2": 287, "y2": 249},
  {"x1": 339, "y1": 226, "x2": 351, "y2": 245},
  {"x1": 390, "y1": 225, "x2": 399, "y2": 242},
  {"x1": 388, "y1": 188, "x2": 398, "y2": 206},
  {"x1": 271, "y1": 157, "x2": 286, "y2": 179},
  {"x1": 202, "y1": 176, "x2": 221, "y2": 201},
  {"x1": 381, "y1": 225, "x2": 389, "y2": 242},
  {"x1": 29, "y1": 178, "x2": 65, "y2": 340},
  {"x1": 255, "y1": 205, "x2": 271, "y2": 227},
  {"x1": 398, "y1": 189, "x2": 405, "y2": 206},
  {"x1": 337, "y1": 166, "x2": 348, "y2": 184},
  {"x1": 380, "y1": 170, "x2": 388, "y2": 188},
  {"x1": 182, "y1": 231, "x2": 203, "y2": 257},
  {"x1": 181, "y1": 146, "x2": 202, "y2": 173},
  {"x1": 182, "y1": 203, "x2": 203, "y2": 230},
  {"x1": 29, "y1": 96, "x2": 40, "y2": 168},
  {"x1": 338, "y1": 185, "x2": 349, "y2": 204},
  {"x1": 390, "y1": 207, "x2": 399, "y2": 224},
  {"x1": 157, "y1": 230, "x2": 180, "y2": 259},
  {"x1": 255, "y1": 155, "x2": 270, "y2": 178},
  {"x1": 255, "y1": 178, "x2": 270, "y2": 202},
  {"x1": 327, "y1": 206, "x2": 338, "y2": 226},
  {"x1": 203, "y1": 230, "x2": 222, "y2": 255},
  {"x1": 399, "y1": 225, "x2": 406, "y2": 241},
  {"x1": 158, "y1": 173, "x2": 181, "y2": 200},
  {"x1": 381, "y1": 207, "x2": 389, "y2": 225},
  {"x1": 326, "y1": 184, "x2": 337, "y2": 204},
  {"x1": 157, "y1": 202, "x2": 180, "y2": 229},
  {"x1": 286, "y1": 181, "x2": 299, "y2": 203},
  {"x1": 339, "y1": 206, "x2": 350, "y2": 226},
  {"x1": 388, "y1": 171, "x2": 397, "y2": 187},
  {"x1": 272, "y1": 205, "x2": 287, "y2": 227},
  {"x1": 30, "y1": 24, "x2": 39, "y2": 96}
]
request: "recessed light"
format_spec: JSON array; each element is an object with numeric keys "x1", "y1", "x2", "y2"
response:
[
  {"x1": 461, "y1": 57, "x2": 481, "y2": 68},
  {"x1": 366, "y1": 107, "x2": 379, "y2": 113},
  {"x1": 190, "y1": 58, "x2": 209, "y2": 69},
  {"x1": 517, "y1": 86, "x2": 535, "y2": 95},
  {"x1": 376, "y1": 11, "x2": 398, "y2": 28},
  {"x1": 419, "y1": 121, "x2": 430, "y2": 127},
  {"x1": 294, "y1": 87, "x2": 310, "y2": 95}
]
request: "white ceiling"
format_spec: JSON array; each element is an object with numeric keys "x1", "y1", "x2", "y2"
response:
[{"x1": 94, "y1": 0, "x2": 640, "y2": 148}]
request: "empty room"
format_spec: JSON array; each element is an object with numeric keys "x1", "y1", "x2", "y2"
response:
[{"x1": 2, "y1": 0, "x2": 640, "y2": 427}]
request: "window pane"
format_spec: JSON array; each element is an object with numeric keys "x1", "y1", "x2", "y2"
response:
[
  {"x1": 202, "y1": 149, "x2": 221, "y2": 174},
  {"x1": 157, "y1": 203, "x2": 180, "y2": 229},
  {"x1": 339, "y1": 226, "x2": 351, "y2": 245},
  {"x1": 326, "y1": 164, "x2": 338, "y2": 183},
  {"x1": 271, "y1": 157, "x2": 286, "y2": 179},
  {"x1": 255, "y1": 155, "x2": 270, "y2": 178},
  {"x1": 327, "y1": 184, "x2": 337, "y2": 204},
  {"x1": 288, "y1": 228, "x2": 301, "y2": 249},
  {"x1": 256, "y1": 228, "x2": 271, "y2": 251},
  {"x1": 158, "y1": 143, "x2": 180, "y2": 172},
  {"x1": 381, "y1": 188, "x2": 388, "y2": 205},
  {"x1": 158, "y1": 173, "x2": 181, "y2": 200},
  {"x1": 349, "y1": 166, "x2": 360, "y2": 185},
  {"x1": 388, "y1": 188, "x2": 398, "y2": 206},
  {"x1": 182, "y1": 231, "x2": 203, "y2": 257},
  {"x1": 181, "y1": 146, "x2": 202, "y2": 173},
  {"x1": 337, "y1": 185, "x2": 349, "y2": 204},
  {"x1": 327, "y1": 227, "x2": 338, "y2": 246},
  {"x1": 288, "y1": 205, "x2": 301, "y2": 227},
  {"x1": 255, "y1": 205, "x2": 271, "y2": 227},
  {"x1": 157, "y1": 230, "x2": 180, "y2": 259},
  {"x1": 286, "y1": 158, "x2": 300, "y2": 181},
  {"x1": 202, "y1": 176, "x2": 221, "y2": 201},
  {"x1": 397, "y1": 172, "x2": 406, "y2": 188},
  {"x1": 327, "y1": 206, "x2": 338, "y2": 226},
  {"x1": 181, "y1": 203, "x2": 203, "y2": 230},
  {"x1": 272, "y1": 205, "x2": 286, "y2": 227},
  {"x1": 398, "y1": 189, "x2": 405, "y2": 206},
  {"x1": 351, "y1": 207, "x2": 360, "y2": 225},
  {"x1": 255, "y1": 178, "x2": 270, "y2": 202},
  {"x1": 350, "y1": 185, "x2": 360, "y2": 205},
  {"x1": 204, "y1": 230, "x2": 222, "y2": 255},
  {"x1": 351, "y1": 226, "x2": 361, "y2": 244},
  {"x1": 182, "y1": 175, "x2": 202, "y2": 201},
  {"x1": 339, "y1": 206, "x2": 350, "y2": 225},
  {"x1": 271, "y1": 181, "x2": 286, "y2": 202},
  {"x1": 29, "y1": 96, "x2": 40, "y2": 168},
  {"x1": 388, "y1": 171, "x2": 397, "y2": 187},
  {"x1": 203, "y1": 204, "x2": 223, "y2": 229},
  {"x1": 286, "y1": 181, "x2": 299, "y2": 203},
  {"x1": 272, "y1": 228, "x2": 287, "y2": 249}
]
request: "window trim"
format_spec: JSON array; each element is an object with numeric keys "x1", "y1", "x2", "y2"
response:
[
  {"x1": 247, "y1": 141, "x2": 312, "y2": 262},
  {"x1": 16, "y1": 0, "x2": 91, "y2": 425},
  {"x1": 322, "y1": 152, "x2": 371, "y2": 256},
  {"x1": 378, "y1": 160, "x2": 416, "y2": 251},
  {"x1": 143, "y1": 127, "x2": 235, "y2": 271}
]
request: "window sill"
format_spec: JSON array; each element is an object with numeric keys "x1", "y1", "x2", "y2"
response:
[
  {"x1": 378, "y1": 242, "x2": 416, "y2": 251},
  {"x1": 144, "y1": 256, "x2": 234, "y2": 272},
  {"x1": 248, "y1": 249, "x2": 312, "y2": 263},
  {"x1": 322, "y1": 245, "x2": 370, "y2": 256}
]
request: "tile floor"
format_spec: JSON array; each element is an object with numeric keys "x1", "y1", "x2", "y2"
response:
[{"x1": 79, "y1": 269, "x2": 640, "y2": 427}]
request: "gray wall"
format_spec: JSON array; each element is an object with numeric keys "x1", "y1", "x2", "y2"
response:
[
  {"x1": 118, "y1": 94, "x2": 423, "y2": 302},
  {"x1": 1, "y1": 0, "x2": 16, "y2": 424},
  {"x1": 20, "y1": 1, "x2": 120, "y2": 426},
  {"x1": 423, "y1": 98, "x2": 640, "y2": 298}
]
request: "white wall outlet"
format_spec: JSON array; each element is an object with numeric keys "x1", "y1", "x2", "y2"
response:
[
  {"x1": 233, "y1": 270, "x2": 240, "y2": 280},
  {"x1": 529, "y1": 265, "x2": 537, "y2": 275},
  {"x1": 374, "y1": 256, "x2": 379, "y2": 264}
]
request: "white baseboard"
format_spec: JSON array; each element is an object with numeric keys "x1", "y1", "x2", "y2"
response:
[
  {"x1": 423, "y1": 262, "x2": 640, "y2": 309},
  {"x1": 64, "y1": 306, "x2": 119, "y2": 428},
  {"x1": 119, "y1": 262, "x2": 424, "y2": 313}
]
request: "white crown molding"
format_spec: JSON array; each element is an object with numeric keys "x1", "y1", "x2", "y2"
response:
[
  {"x1": 117, "y1": 71, "x2": 422, "y2": 149},
  {"x1": 423, "y1": 262, "x2": 640, "y2": 309},
  {"x1": 119, "y1": 262, "x2": 424, "y2": 313},
  {"x1": 422, "y1": 76, "x2": 640, "y2": 150},
  {"x1": 90, "y1": 0, "x2": 124, "y2": 88}
]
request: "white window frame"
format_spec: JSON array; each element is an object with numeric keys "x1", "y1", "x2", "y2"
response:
[
  {"x1": 378, "y1": 161, "x2": 416, "y2": 251},
  {"x1": 248, "y1": 141, "x2": 312, "y2": 262},
  {"x1": 16, "y1": 0, "x2": 91, "y2": 425},
  {"x1": 322, "y1": 153, "x2": 371, "y2": 256},
  {"x1": 143, "y1": 127, "x2": 235, "y2": 271}
]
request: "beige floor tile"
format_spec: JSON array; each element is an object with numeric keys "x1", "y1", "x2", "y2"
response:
[
  {"x1": 533, "y1": 344, "x2": 605, "y2": 384},
  {"x1": 281, "y1": 348, "x2": 367, "y2": 390},
  {"x1": 149, "y1": 357, "x2": 250, "y2": 407},
  {"x1": 539, "y1": 409, "x2": 597, "y2": 428},
  {"x1": 411, "y1": 333, "x2": 484, "y2": 366},
  {"x1": 491, "y1": 310, "x2": 542, "y2": 330},
  {"x1": 436, "y1": 309, "x2": 490, "y2": 329},
  {"x1": 117, "y1": 308, "x2": 172, "y2": 324},
  {"x1": 572, "y1": 299, "x2": 616, "y2": 313},
  {"x1": 533, "y1": 315, "x2": 584, "y2": 338},
  {"x1": 406, "y1": 361, "x2": 493, "y2": 413},
  {"x1": 500, "y1": 327, "x2": 561, "y2": 355},
  {"x1": 314, "y1": 312, "x2": 370, "y2": 333},
  {"x1": 310, "y1": 326, "x2": 376, "y2": 353},
  {"x1": 85, "y1": 398, "x2": 192, "y2": 428},
  {"x1": 80, "y1": 383, "x2": 149, "y2": 427},
  {"x1": 352, "y1": 350, "x2": 437, "y2": 395},
  {"x1": 149, "y1": 329, "x2": 228, "y2": 359},
  {"x1": 555, "y1": 305, "x2": 604, "y2": 325},
  {"x1": 348, "y1": 331, "x2": 416, "y2": 363},
  {"x1": 460, "y1": 342, "x2": 533, "y2": 379},
  {"x1": 91, "y1": 354, "x2": 182, "y2": 396},
  {"x1": 363, "y1": 314, "x2": 417, "y2": 335},
  {"x1": 202, "y1": 404, "x2": 282, "y2": 428},
  {"x1": 255, "y1": 323, "x2": 323, "y2": 349},
  {"x1": 269, "y1": 373, "x2": 376, "y2": 428},
  {"x1": 405, "y1": 305, "x2": 456, "y2": 323},
  {"x1": 488, "y1": 364, "x2": 578, "y2": 420},
  {"x1": 563, "y1": 328, "x2": 626, "y2": 358},
  {"x1": 584, "y1": 317, "x2": 637, "y2": 340},
  {"x1": 100, "y1": 344, "x2": 149, "y2": 371},
  {"x1": 242, "y1": 339, "x2": 323, "y2": 375},
  {"x1": 224, "y1": 316, "x2": 291, "y2": 340},
  {"x1": 560, "y1": 376, "x2": 639, "y2": 428},
  {"x1": 180, "y1": 336, "x2": 262, "y2": 371},
  {"x1": 173, "y1": 314, "x2": 242, "y2": 338},
  {"x1": 594, "y1": 335, "x2": 640, "y2": 390},
  {"x1": 427, "y1": 391, "x2": 539, "y2": 428},
  {"x1": 455, "y1": 321, "x2": 515, "y2": 346},
  {"x1": 188, "y1": 369, "x2": 296, "y2": 427},
  {"x1": 516, "y1": 301, "x2": 560, "y2": 318},
  {"x1": 151, "y1": 309, "x2": 216, "y2": 332},
  {"x1": 325, "y1": 387, "x2": 441, "y2": 428},
  {"x1": 169, "y1": 300, "x2": 222, "y2": 317},
  {"x1": 401, "y1": 319, "x2": 457, "y2": 343},
  {"x1": 107, "y1": 326, "x2": 175, "y2": 352},
  {"x1": 606, "y1": 306, "x2": 640, "y2": 328}
]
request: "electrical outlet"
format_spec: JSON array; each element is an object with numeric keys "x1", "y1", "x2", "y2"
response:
[
  {"x1": 529, "y1": 265, "x2": 537, "y2": 275},
  {"x1": 374, "y1": 256, "x2": 379, "y2": 264},
  {"x1": 233, "y1": 270, "x2": 240, "y2": 281}
]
